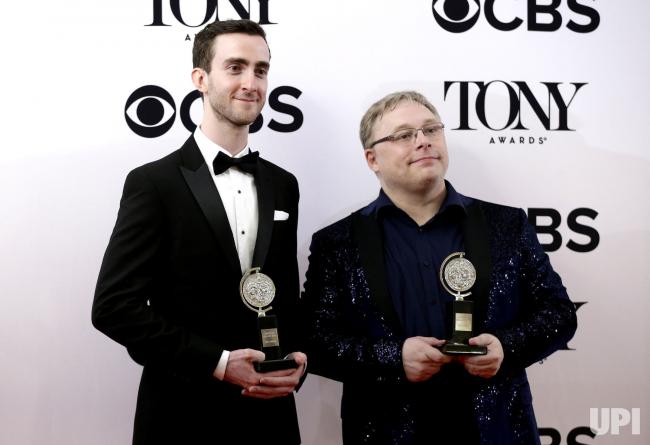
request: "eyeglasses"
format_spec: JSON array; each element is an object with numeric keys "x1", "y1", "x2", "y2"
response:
[{"x1": 368, "y1": 123, "x2": 445, "y2": 148}]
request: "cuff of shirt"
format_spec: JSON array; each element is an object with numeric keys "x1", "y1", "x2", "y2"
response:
[{"x1": 213, "y1": 350, "x2": 230, "y2": 380}]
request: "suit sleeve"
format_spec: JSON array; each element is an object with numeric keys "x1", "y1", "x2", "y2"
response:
[
  {"x1": 301, "y1": 230, "x2": 405, "y2": 384},
  {"x1": 92, "y1": 167, "x2": 223, "y2": 378},
  {"x1": 494, "y1": 209, "x2": 577, "y2": 373}
]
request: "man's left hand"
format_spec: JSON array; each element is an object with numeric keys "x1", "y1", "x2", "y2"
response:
[{"x1": 457, "y1": 334, "x2": 503, "y2": 379}]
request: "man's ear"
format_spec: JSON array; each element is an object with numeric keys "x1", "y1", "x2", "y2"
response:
[
  {"x1": 191, "y1": 67, "x2": 207, "y2": 93},
  {"x1": 364, "y1": 148, "x2": 380, "y2": 173}
]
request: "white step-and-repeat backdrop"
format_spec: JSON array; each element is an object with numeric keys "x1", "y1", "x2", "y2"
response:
[{"x1": 1, "y1": 1, "x2": 648, "y2": 444}]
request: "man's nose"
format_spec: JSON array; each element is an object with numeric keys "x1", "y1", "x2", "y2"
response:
[
  {"x1": 241, "y1": 69, "x2": 258, "y2": 91},
  {"x1": 414, "y1": 129, "x2": 431, "y2": 148}
]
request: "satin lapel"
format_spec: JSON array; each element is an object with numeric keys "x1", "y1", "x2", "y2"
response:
[
  {"x1": 178, "y1": 138, "x2": 241, "y2": 276},
  {"x1": 351, "y1": 212, "x2": 403, "y2": 335},
  {"x1": 461, "y1": 202, "x2": 492, "y2": 333},
  {"x1": 252, "y1": 161, "x2": 274, "y2": 269}
]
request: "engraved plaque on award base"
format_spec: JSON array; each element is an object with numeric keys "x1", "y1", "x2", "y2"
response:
[
  {"x1": 439, "y1": 252, "x2": 487, "y2": 356},
  {"x1": 240, "y1": 267, "x2": 298, "y2": 372}
]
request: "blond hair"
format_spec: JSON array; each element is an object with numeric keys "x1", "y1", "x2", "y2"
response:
[{"x1": 359, "y1": 91, "x2": 441, "y2": 149}]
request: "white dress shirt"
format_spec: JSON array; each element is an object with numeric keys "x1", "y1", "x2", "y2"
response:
[{"x1": 194, "y1": 126, "x2": 259, "y2": 380}]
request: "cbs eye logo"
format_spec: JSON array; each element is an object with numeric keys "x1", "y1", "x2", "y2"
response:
[
  {"x1": 431, "y1": 0, "x2": 480, "y2": 33},
  {"x1": 124, "y1": 84, "x2": 303, "y2": 138},
  {"x1": 125, "y1": 85, "x2": 177, "y2": 138}
]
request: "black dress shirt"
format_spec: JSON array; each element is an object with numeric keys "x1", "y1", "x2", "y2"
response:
[
  {"x1": 364, "y1": 181, "x2": 473, "y2": 339},
  {"x1": 362, "y1": 181, "x2": 480, "y2": 443}
]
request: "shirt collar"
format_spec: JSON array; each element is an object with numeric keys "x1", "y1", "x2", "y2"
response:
[
  {"x1": 362, "y1": 180, "x2": 469, "y2": 219},
  {"x1": 193, "y1": 126, "x2": 252, "y2": 165}
]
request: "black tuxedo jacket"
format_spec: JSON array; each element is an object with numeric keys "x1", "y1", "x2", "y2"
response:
[{"x1": 93, "y1": 136, "x2": 301, "y2": 444}]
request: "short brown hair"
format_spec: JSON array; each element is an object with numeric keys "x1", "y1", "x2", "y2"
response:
[
  {"x1": 192, "y1": 19, "x2": 268, "y2": 72},
  {"x1": 359, "y1": 91, "x2": 441, "y2": 149}
]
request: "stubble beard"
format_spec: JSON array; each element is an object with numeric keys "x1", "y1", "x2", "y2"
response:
[{"x1": 209, "y1": 94, "x2": 264, "y2": 128}]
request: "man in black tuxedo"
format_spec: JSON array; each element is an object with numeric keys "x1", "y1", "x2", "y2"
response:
[{"x1": 93, "y1": 19, "x2": 306, "y2": 444}]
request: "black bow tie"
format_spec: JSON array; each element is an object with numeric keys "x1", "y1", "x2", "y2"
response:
[{"x1": 212, "y1": 150, "x2": 259, "y2": 175}]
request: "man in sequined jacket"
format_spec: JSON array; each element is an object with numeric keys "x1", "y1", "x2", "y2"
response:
[{"x1": 302, "y1": 91, "x2": 577, "y2": 445}]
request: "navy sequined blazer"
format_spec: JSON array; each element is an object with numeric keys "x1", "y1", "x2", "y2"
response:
[{"x1": 302, "y1": 197, "x2": 577, "y2": 445}]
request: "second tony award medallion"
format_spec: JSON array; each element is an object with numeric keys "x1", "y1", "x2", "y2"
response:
[
  {"x1": 240, "y1": 267, "x2": 298, "y2": 372},
  {"x1": 439, "y1": 252, "x2": 487, "y2": 355}
]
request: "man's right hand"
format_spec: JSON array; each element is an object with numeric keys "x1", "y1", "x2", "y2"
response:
[
  {"x1": 222, "y1": 348, "x2": 266, "y2": 389},
  {"x1": 402, "y1": 336, "x2": 452, "y2": 382}
]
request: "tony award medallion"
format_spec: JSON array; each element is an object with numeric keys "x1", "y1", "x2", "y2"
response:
[
  {"x1": 240, "y1": 267, "x2": 298, "y2": 372},
  {"x1": 440, "y1": 252, "x2": 487, "y2": 355}
]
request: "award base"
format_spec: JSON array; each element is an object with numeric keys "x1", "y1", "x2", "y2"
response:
[
  {"x1": 254, "y1": 358, "x2": 298, "y2": 373},
  {"x1": 441, "y1": 299, "x2": 487, "y2": 356},
  {"x1": 254, "y1": 313, "x2": 298, "y2": 372},
  {"x1": 441, "y1": 342, "x2": 487, "y2": 356}
]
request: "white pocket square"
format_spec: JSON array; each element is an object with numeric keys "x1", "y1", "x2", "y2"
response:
[{"x1": 273, "y1": 210, "x2": 290, "y2": 221}]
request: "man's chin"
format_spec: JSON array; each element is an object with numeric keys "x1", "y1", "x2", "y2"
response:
[
  {"x1": 227, "y1": 113, "x2": 261, "y2": 127},
  {"x1": 413, "y1": 172, "x2": 445, "y2": 190},
  {"x1": 242, "y1": 109, "x2": 264, "y2": 123}
]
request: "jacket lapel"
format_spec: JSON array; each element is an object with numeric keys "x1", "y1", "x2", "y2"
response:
[
  {"x1": 178, "y1": 136, "x2": 241, "y2": 276},
  {"x1": 351, "y1": 211, "x2": 403, "y2": 335},
  {"x1": 461, "y1": 201, "x2": 492, "y2": 333},
  {"x1": 251, "y1": 161, "x2": 274, "y2": 269}
]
